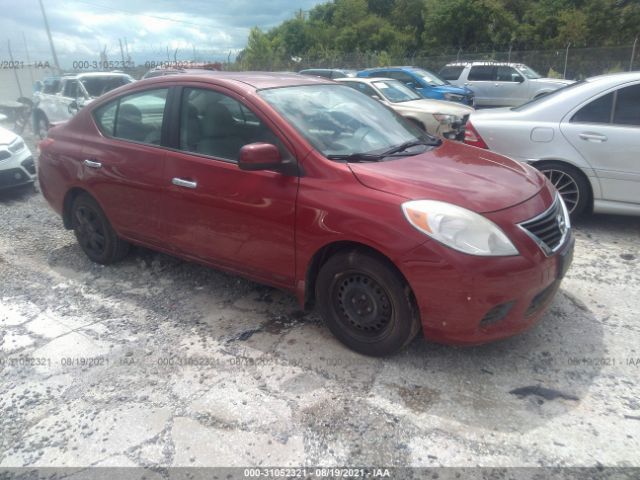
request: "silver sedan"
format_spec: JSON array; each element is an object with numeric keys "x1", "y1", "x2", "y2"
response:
[{"x1": 464, "y1": 72, "x2": 640, "y2": 217}]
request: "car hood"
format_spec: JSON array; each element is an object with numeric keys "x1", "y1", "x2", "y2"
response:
[
  {"x1": 348, "y1": 141, "x2": 545, "y2": 213},
  {"x1": 429, "y1": 84, "x2": 473, "y2": 96},
  {"x1": 394, "y1": 99, "x2": 474, "y2": 116},
  {"x1": 0, "y1": 126, "x2": 18, "y2": 145}
]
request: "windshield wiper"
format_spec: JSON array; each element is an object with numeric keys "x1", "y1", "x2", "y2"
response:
[
  {"x1": 327, "y1": 138, "x2": 441, "y2": 163},
  {"x1": 327, "y1": 153, "x2": 383, "y2": 162},
  {"x1": 382, "y1": 138, "x2": 440, "y2": 156}
]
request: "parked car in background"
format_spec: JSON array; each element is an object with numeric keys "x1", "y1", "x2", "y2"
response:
[
  {"x1": 33, "y1": 72, "x2": 134, "y2": 138},
  {"x1": 39, "y1": 71, "x2": 573, "y2": 356},
  {"x1": 337, "y1": 77, "x2": 473, "y2": 140},
  {"x1": 357, "y1": 66, "x2": 474, "y2": 106},
  {"x1": 464, "y1": 72, "x2": 640, "y2": 217},
  {"x1": 142, "y1": 63, "x2": 222, "y2": 79},
  {"x1": 440, "y1": 62, "x2": 573, "y2": 107},
  {"x1": 299, "y1": 68, "x2": 357, "y2": 79},
  {"x1": 0, "y1": 125, "x2": 35, "y2": 190}
]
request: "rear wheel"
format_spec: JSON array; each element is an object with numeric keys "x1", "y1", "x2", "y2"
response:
[
  {"x1": 316, "y1": 250, "x2": 420, "y2": 356},
  {"x1": 71, "y1": 193, "x2": 129, "y2": 264},
  {"x1": 536, "y1": 162, "x2": 589, "y2": 218}
]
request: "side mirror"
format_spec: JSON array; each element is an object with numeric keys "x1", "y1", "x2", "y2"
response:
[
  {"x1": 371, "y1": 94, "x2": 382, "y2": 101},
  {"x1": 514, "y1": 75, "x2": 525, "y2": 83},
  {"x1": 406, "y1": 82, "x2": 417, "y2": 90},
  {"x1": 68, "y1": 100, "x2": 79, "y2": 115},
  {"x1": 239, "y1": 143, "x2": 285, "y2": 172},
  {"x1": 33, "y1": 81, "x2": 43, "y2": 93}
]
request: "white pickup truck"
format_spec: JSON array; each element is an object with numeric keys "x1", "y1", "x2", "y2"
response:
[{"x1": 32, "y1": 72, "x2": 134, "y2": 138}]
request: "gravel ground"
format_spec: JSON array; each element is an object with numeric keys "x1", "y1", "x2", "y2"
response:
[{"x1": 0, "y1": 132, "x2": 639, "y2": 472}]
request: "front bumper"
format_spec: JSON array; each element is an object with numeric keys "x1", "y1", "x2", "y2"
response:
[
  {"x1": 0, "y1": 142, "x2": 35, "y2": 190},
  {"x1": 398, "y1": 188, "x2": 574, "y2": 346},
  {"x1": 400, "y1": 233, "x2": 574, "y2": 345}
]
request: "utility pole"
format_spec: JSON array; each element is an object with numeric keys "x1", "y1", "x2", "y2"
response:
[
  {"x1": 631, "y1": 36, "x2": 638, "y2": 71},
  {"x1": 7, "y1": 39, "x2": 24, "y2": 97},
  {"x1": 119, "y1": 38, "x2": 126, "y2": 68},
  {"x1": 22, "y1": 31, "x2": 35, "y2": 85},
  {"x1": 563, "y1": 42, "x2": 571, "y2": 80},
  {"x1": 124, "y1": 37, "x2": 131, "y2": 67},
  {"x1": 38, "y1": 0, "x2": 60, "y2": 72}
]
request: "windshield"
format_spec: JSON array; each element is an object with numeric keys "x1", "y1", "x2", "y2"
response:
[
  {"x1": 512, "y1": 80, "x2": 586, "y2": 111},
  {"x1": 259, "y1": 84, "x2": 434, "y2": 159},
  {"x1": 517, "y1": 65, "x2": 542, "y2": 79},
  {"x1": 372, "y1": 80, "x2": 422, "y2": 102},
  {"x1": 412, "y1": 68, "x2": 447, "y2": 86},
  {"x1": 80, "y1": 76, "x2": 133, "y2": 98}
]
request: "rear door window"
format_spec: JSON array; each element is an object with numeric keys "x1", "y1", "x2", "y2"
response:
[
  {"x1": 571, "y1": 92, "x2": 614, "y2": 124},
  {"x1": 93, "y1": 88, "x2": 169, "y2": 145},
  {"x1": 613, "y1": 84, "x2": 640, "y2": 126}
]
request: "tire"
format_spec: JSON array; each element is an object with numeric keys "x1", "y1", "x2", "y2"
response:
[
  {"x1": 315, "y1": 249, "x2": 420, "y2": 356},
  {"x1": 71, "y1": 193, "x2": 129, "y2": 264},
  {"x1": 535, "y1": 161, "x2": 589, "y2": 218},
  {"x1": 35, "y1": 113, "x2": 49, "y2": 140}
]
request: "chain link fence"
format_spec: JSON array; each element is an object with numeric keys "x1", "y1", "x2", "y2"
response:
[
  {"x1": 248, "y1": 44, "x2": 639, "y2": 79},
  {"x1": 0, "y1": 44, "x2": 638, "y2": 103}
]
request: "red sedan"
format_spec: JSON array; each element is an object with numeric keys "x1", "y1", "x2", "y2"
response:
[{"x1": 38, "y1": 72, "x2": 574, "y2": 356}]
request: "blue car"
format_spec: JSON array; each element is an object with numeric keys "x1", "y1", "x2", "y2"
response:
[{"x1": 357, "y1": 66, "x2": 474, "y2": 106}]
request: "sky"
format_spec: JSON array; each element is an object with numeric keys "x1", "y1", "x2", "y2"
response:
[{"x1": 0, "y1": 0, "x2": 325, "y2": 68}]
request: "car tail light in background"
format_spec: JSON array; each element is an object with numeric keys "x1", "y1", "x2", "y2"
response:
[{"x1": 464, "y1": 121, "x2": 488, "y2": 149}]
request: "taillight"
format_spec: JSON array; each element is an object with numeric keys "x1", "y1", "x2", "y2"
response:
[{"x1": 464, "y1": 121, "x2": 488, "y2": 149}]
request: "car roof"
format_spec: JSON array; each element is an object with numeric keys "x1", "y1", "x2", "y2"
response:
[
  {"x1": 138, "y1": 70, "x2": 334, "y2": 90},
  {"x1": 337, "y1": 77, "x2": 396, "y2": 84},
  {"x1": 361, "y1": 66, "x2": 419, "y2": 71},
  {"x1": 444, "y1": 61, "x2": 527, "y2": 67},
  {"x1": 62, "y1": 72, "x2": 133, "y2": 79},
  {"x1": 585, "y1": 71, "x2": 640, "y2": 84}
]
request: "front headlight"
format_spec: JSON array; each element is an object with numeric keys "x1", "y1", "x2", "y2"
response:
[
  {"x1": 433, "y1": 113, "x2": 457, "y2": 125},
  {"x1": 444, "y1": 93, "x2": 463, "y2": 102},
  {"x1": 402, "y1": 200, "x2": 519, "y2": 256}
]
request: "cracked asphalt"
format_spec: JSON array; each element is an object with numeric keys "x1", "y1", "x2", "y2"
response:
[{"x1": 0, "y1": 134, "x2": 639, "y2": 470}]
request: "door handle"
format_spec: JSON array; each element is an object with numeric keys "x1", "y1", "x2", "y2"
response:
[
  {"x1": 579, "y1": 132, "x2": 607, "y2": 142},
  {"x1": 172, "y1": 177, "x2": 197, "y2": 189},
  {"x1": 83, "y1": 159, "x2": 102, "y2": 169}
]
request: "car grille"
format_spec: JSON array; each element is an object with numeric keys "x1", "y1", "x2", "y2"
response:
[{"x1": 519, "y1": 197, "x2": 567, "y2": 254}]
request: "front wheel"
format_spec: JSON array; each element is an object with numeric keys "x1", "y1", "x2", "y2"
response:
[
  {"x1": 536, "y1": 162, "x2": 589, "y2": 218},
  {"x1": 315, "y1": 250, "x2": 420, "y2": 356},
  {"x1": 71, "y1": 193, "x2": 129, "y2": 264}
]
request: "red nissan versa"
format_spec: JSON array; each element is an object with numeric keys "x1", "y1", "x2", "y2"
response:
[{"x1": 38, "y1": 72, "x2": 574, "y2": 356}]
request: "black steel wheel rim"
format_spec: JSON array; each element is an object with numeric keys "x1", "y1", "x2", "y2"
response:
[
  {"x1": 74, "y1": 206, "x2": 106, "y2": 257},
  {"x1": 540, "y1": 168, "x2": 579, "y2": 214},
  {"x1": 331, "y1": 272, "x2": 393, "y2": 340}
]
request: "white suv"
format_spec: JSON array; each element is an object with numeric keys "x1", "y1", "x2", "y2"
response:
[
  {"x1": 33, "y1": 72, "x2": 134, "y2": 138},
  {"x1": 440, "y1": 62, "x2": 573, "y2": 107}
]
